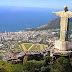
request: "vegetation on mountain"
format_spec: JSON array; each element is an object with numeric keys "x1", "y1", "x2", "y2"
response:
[
  {"x1": 0, "y1": 54, "x2": 72, "y2": 72},
  {"x1": 50, "y1": 57, "x2": 72, "y2": 72}
]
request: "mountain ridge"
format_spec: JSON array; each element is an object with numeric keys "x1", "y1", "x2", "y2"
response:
[{"x1": 26, "y1": 18, "x2": 72, "y2": 31}]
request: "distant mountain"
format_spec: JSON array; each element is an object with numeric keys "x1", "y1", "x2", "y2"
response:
[
  {"x1": 26, "y1": 18, "x2": 72, "y2": 31},
  {"x1": 38, "y1": 18, "x2": 60, "y2": 28}
]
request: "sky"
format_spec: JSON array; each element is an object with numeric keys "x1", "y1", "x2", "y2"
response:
[{"x1": 0, "y1": 0, "x2": 72, "y2": 9}]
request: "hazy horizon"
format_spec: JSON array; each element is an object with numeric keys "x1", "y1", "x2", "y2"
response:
[
  {"x1": 0, "y1": 7, "x2": 59, "y2": 33},
  {"x1": 0, "y1": 0, "x2": 72, "y2": 32},
  {"x1": 0, "y1": 0, "x2": 72, "y2": 9}
]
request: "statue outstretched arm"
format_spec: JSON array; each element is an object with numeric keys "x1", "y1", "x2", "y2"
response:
[
  {"x1": 52, "y1": 11, "x2": 60, "y2": 17},
  {"x1": 52, "y1": 11, "x2": 56, "y2": 13}
]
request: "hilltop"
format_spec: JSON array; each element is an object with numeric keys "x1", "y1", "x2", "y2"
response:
[{"x1": 26, "y1": 18, "x2": 72, "y2": 31}]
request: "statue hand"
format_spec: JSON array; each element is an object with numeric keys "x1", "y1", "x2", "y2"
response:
[{"x1": 52, "y1": 11, "x2": 55, "y2": 13}]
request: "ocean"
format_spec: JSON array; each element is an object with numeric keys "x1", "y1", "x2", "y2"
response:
[{"x1": 0, "y1": 6, "x2": 60, "y2": 33}]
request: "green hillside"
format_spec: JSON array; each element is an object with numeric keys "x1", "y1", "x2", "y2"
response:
[
  {"x1": 26, "y1": 23, "x2": 59, "y2": 31},
  {"x1": 26, "y1": 18, "x2": 72, "y2": 35}
]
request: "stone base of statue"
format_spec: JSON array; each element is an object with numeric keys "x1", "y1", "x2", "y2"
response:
[
  {"x1": 53, "y1": 40, "x2": 72, "y2": 56},
  {"x1": 55, "y1": 40, "x2": 67, "y2": 51},
  {"x1": 55, "y1": 40, "x2": 72, "y2": 51}
]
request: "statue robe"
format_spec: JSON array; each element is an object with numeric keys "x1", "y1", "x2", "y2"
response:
[{"x1": 55, "y1": 11, "x2": 72, "y2": 41}]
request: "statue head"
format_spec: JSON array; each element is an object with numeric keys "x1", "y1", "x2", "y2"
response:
[{"x1": 63, "y1": 6, "x2": 68, "y2": 12}]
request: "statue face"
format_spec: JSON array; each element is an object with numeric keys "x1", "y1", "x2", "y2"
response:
[
  {"x1": 63, "y1": 6, "x2": 68, "y2": 12},
  {"x1": 64, "y1": 7, "x2": 68, "y2": 11},
  {"x1": 64, "y1": 8, "x2": 67, "y2": 11}
]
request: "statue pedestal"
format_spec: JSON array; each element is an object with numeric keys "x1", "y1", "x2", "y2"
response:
[
  {"x1": 55, "y1": 40, "x2": 68, "y2": 51},
  {"x1": 54, "y1": 40, "x2": 72, "y2": 51},
  {"x1": 50, "y1": 40, "x2": 72, "y2": 56}
]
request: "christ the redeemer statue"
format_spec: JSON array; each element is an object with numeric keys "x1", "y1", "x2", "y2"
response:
[{"x1": 52, "y1": 6, "x2": 72, "y2": 41}]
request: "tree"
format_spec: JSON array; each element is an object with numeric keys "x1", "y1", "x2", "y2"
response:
[
  {"x1": 0, "y1": 68, "x2": 7, "y2": 72},
  {"x1": 52, "y1": 57, "x2": 72, "y2": 72},
  {"x1": 43, "y1": 56, "x2": 51, "y2": 65},
  {"x1": 23, "y1": 61, "x2": 35, "y2": 72},
  {"x1": 50, "y1": 69, "x2": 60, "y2": 72},
  {"x1": 41, "y1": 66, "x2": 50, "y2": 72}
]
